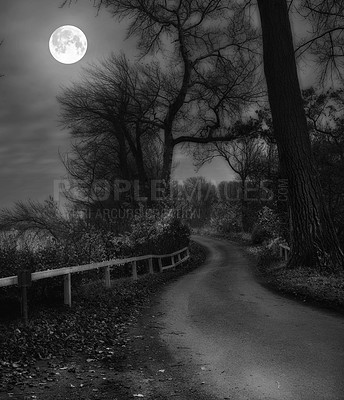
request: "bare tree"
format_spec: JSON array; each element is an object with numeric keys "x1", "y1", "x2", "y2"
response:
[
  {"x1": 58, "y1": 54, "x2": 163, "y2": 205},
  {"x1": 175, "y1": 176, "x2": 218, "y2": 228},
  {"x1": 194, "y1": 134, "x2": 266, "y2": 230},
  {"x1": 62, "y1": 0, "x2": 263, "y2": 184},
  {"x1": 296, "y1": 1, "x2": 344, "y2": 83},
  {"x1": 0, "y1": 197, "x2": 82, "y2": 242},
  {"x1": 61, "y1": 134, "x2": 128, "y2": 208}
]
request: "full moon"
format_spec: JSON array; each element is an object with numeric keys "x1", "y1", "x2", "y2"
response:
[{"x1": 49, "y1": 25, "x2": 87, "y2": 64}]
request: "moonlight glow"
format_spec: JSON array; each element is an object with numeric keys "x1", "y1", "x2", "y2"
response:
[{"x1": 49, "y1": 25, "x2": 87, "y2": 64}]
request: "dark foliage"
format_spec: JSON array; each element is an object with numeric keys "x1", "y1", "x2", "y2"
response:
[{"x1": 0, "y1": 241, "x2": 206, "y2": 391}]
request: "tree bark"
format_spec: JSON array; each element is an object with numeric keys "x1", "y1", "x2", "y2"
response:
[
  {"x1": 257, "y1": 0, "x2": 344, "y2": 270},
  {"x1": 162, "y1": 130, "x2": 174, "y2": 185}
]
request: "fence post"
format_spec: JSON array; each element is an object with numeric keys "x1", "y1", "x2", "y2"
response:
[
  {"x1": 158, "y1": 257, "x2": 163, "y2": 273},
  {"x1": 21, "y1": 286, "x2": 28, "y2": 326},
  {"x1": 285, "y1": 248, "x2": 288, "y2": 261},
  {"x1": 132, "y1": 260, "x2": 138, "y2": 280},
  {"x1": 64, "y1": 273, "x2": 72, "y2": 307},
  {"x1": 148, "y1": 258, "x2": 154, "y2": 274},
  {"x1": 104, "y1": 266, "x2": 111, "y2": 288},
  {"x1": 18, "y1": 270, "x2": 31, "y2": 326}
]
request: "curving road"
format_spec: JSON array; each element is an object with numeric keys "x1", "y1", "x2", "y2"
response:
[{"x1": 158, "y1": 235, "x2": 344, "y2": 400}]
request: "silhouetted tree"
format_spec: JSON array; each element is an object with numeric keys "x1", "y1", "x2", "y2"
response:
[
  {"x1": 257, "y1": 0, "x2": 344, "y2": 269},
  {"x1": 296, "y1": 1, "x2": 344, "y2": 83},
  {"x1": 0, "y1": 197, "x2": 85, "y2": 243},
  {"x1": 58, "y1": 54, "x2": 163, "y2": 207},
  {"x1": 62, "y1": 0, "x2": 262, "y2": 184},
  {"x1": 194, "y1": 132, "x2": 268, "y2": 230},
  {"x1": 175, "y1": 177, "x2": 218, "y2": 228}
]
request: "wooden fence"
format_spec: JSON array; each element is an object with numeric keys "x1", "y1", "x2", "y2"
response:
[
  {"x1": 279, "y1": 244, "x2": 290, "y2": 261},
  {"x1": 0, "y1": 247, "x2": 190, "y2": 310}
]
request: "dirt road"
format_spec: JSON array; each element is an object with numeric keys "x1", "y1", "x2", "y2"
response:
[{"x1": 156, "y1": 235, "x2": 344, "y2": 400}]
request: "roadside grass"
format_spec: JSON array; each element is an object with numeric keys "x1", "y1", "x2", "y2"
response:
[
  {"x1": 198, "y1": 228, "x2": 344, "y2": 314},
  {"x1": 252, "y1": 250, "x2": 344, "y2": 313},
  {"x1": 0, "y1": 241, "x2": 208, "y2": 392}
]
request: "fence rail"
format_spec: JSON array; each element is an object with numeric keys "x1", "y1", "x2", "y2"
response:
[
  {"x1": 0, "y1": 246, "x2": 190, "y2": 310},
  {"x1": 279, "y1": 244, "x2": 290, "y2": 261}
]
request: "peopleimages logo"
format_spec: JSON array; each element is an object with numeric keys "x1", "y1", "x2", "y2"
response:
[{"x1": 53, "y1": 179, "x2": 288, "y2": 204}]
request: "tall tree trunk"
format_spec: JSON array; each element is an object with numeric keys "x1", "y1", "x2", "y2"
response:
[
  {"x1": 257, "y1": 0, "x2": 344, "y2": 270},
  {"x1": 117, "y1": 130, "x2": 129, "y2": 180},
  {"x1": 241, "y1": 177, "x2": 246, "y2": 231},
  {"x1": 161, "y1": 34, "x2": 192, "y2": 188},
  {"x1": 162, "y1": 134, "x2": 174, "y2": 184},
  {"x1": 134, "y1": 129, "x2": 150, "y2": 200}
]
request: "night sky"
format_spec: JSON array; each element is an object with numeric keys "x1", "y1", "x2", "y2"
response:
[{"x1": 0, "y1": 0, "x2": 235, "y2": 209}]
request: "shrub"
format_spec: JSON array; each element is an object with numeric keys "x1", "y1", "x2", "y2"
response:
[
  {"x1": 251, "y1": 206, "x2": 281, "y2": 245},
  {"x1": 257, "y1": 245, "x2": 280, "y2": 269},
  {"x1": 116, "y1": 209, "x2": 190, "y2": 256},
  {"x1": 0, "y1": 236, "x2": 18, "y2": 278},
  {"x1": 0, "y1": 208, "x2": 190, "y2": 277},
  {"x1": 0, "y1": 205, "x2": 190, "y2": 308},
  {"x1": 251, "y1": 225, "x2": 271, "y2": 245},
  {"x1": 210, "y1": 202, "x2": 242, "y2": 234}
]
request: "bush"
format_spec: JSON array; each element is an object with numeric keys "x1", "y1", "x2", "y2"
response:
[
  {"x1": 0, "y1": 207, "x2": 191, "y2": 314},
  {"x1": 251, "y1": 225, "x2": 271, "y2": 245},
  {"x1": 0, "y1": 208, "x2": 190, "y2": 278},
  {"x1": 251, "y1": 206, "x2": 281, "y2": 245},
  {"x1": 257, "y1": 246, "x2": 280, "y2": 268},
  {"x1": 210, "y1": 202, "x2": 242, "y2": 234},
  {"x1": 0, "y1": 199, "x2": 191, "y2": 310},
  {"x1": 114, "y1": 209, "x2": 190, "y2": 256}
]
